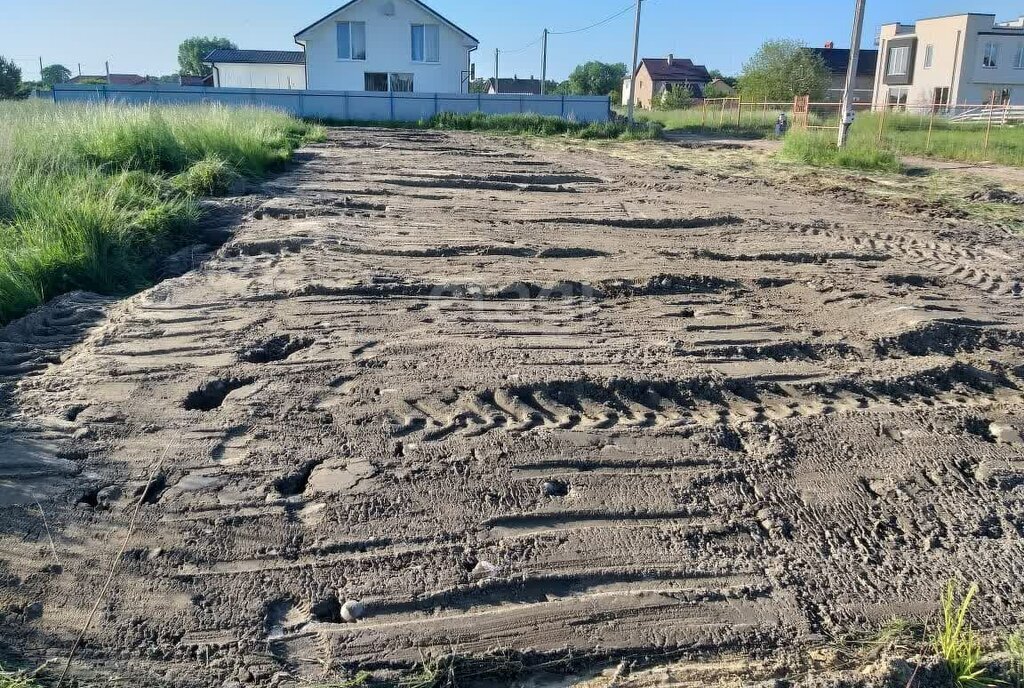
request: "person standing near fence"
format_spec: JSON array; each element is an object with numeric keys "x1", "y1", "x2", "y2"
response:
[{"x1": 775, "y1": 112, "x2": 789, "y2": 136}]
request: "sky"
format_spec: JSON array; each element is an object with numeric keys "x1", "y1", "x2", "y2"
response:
[{"x1": 3, "y1": 0, "x2": 1023, "y2": 82}]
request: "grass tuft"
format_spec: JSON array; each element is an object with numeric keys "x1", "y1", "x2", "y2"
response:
[
  {"x1": 399, "y1": 653, "x2": 530, "y2": 688},
  {"x1": 1008, "y1": 630, "x2": 1024, "y2": 686},
  {"x1": 781, "y1": 130, "x2": 902, "y2": 173},
  {"x1": 935, "y1": 581, "x2": 995, "y2": 688},
  {"x1": 172, "y1": 157, "x2": 238, "y2": 197},
  {"x1": 0, "y1": 665, "x2": 39, "y2": 688}
]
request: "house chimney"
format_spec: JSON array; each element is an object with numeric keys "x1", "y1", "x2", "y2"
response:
[
  {"x1": 667, "y1": 53, "x2": 674, "y2": 65},
  {"x1": 825, "y1": 41, "x2": 834, "y2": 49}
]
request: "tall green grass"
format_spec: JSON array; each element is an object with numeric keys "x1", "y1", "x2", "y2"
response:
[
  {"x1": 781, "y1": 129, "x2": 902, "y2": 173},
  {"x1": 860, "y1": 111, "x2": 1024, "y2": 167},
  {"x1": 0, "y1": 101, "x2": 323, "y2": 324}
]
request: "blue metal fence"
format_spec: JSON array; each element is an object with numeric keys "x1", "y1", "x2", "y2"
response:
[{"x1": 52, "y1": 85, "x2": 612, "y2": 123}]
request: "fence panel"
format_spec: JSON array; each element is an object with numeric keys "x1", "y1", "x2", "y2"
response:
[{"x1": 52, "y1": 85, "x2": 611, "y2": 123}]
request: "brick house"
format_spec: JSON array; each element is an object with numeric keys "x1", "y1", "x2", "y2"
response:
[{"x1": 622, "y1": 55, "x2": 712, "y2": 108}]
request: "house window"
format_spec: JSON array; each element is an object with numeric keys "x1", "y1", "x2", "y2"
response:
[
  {"x1": 888, "y1": 87, "x2": 909, "y2": 108},
  {"x1": 364, "y1": 72, "x2": 415, "y2": 92},
  {"x1": 390, "y1": 73, "x2": 414, "y2": 92},
  {"x1": 887, "y1": 46, "x2": 910, "y2": 76},
  {"x1": 1015, "y1": 43, "x2": 1024, "y2": 69},
  {"x1": 985, "y1": 88, "x2": 1011, "y2": 105},
  {"x1": 932, "y1": 87, "x2": 950, "y2": 109},
  {"x1": 923, "y1": 44, "x2": 934, "y2": 69},
  {"x1": 411, "y1": 24, "x2": 440, "y2": 63},
  {"x1": 338, "y1": 22, "x2": 366, "y2": 60},
  {"x1": 982, "y1": 42, "x2": 998, "y2": 68},
  {"x1": 365, "y1": 73, "x2": 388, "y2": 91}
]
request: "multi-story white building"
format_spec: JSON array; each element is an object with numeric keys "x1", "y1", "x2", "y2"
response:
[
  {"x1": 295, "y1": 0, "x2": 478, "y2": 93},
  {"x1": 872, "y1": 13, "x2": 1024, "y2": 109},
  {"x1": 205, "y1": 0, "x2": 478, "y2": 94}
]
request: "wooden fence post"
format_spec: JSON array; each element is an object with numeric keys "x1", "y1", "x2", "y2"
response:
[
  {"x1": 719, "y1": 98, "x2": 726, "y2": 126},
  {"x1": 736, "y1": 99, "x2": 742, "y2": 127},
  {"x1": 702, "y1": 98, "x2": 707, "y2": 128}
]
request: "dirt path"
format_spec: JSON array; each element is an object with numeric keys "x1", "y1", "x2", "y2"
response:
[{"x1": 1, "y1": 128, "x2": 1023, "y2": 686}]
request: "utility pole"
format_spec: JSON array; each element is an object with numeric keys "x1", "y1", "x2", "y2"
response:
[
  {"x1": 541, "y1": 29, "x2": 549, "y2": 95},
  {"x1": 494, "y1": 49, "x2": 499, "y2": 93},
  {"x1": 626, "y1": 0, "x2": 643, "y2": 124},
  {"x1": 105, "y1": 60, "x2": 111, "y2": 85},
  {"x1": 78, "y1": 63, "x2": 82, "y2": 77},
  {"x1": 39, "y1": 57, "x2": 44, "y2": 80},
  {"x1": 838, "y1": 0, "x2": 867, "y2": 147}
]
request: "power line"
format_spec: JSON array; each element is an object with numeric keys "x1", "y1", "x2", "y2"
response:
[
  {"x1": 549, "y1": 2, "x2": 639, "y2": 36},
  {"x1": 498, "y1": 33, "x2": 544, "y2": 55}
]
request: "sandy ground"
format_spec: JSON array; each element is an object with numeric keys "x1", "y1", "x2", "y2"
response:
[{"x1": 1, "y1": 128, "x2": 1023, "y2": 687}]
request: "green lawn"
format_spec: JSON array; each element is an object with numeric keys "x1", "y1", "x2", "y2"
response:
[{"x1": 0, "y1": 101, "x2": 323, "y2": 324}]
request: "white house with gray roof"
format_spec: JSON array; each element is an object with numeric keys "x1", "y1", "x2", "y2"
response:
[
  {"x1": 204, "y1": 0, "x2": 477, "y2": 93},
  {"x1": 205, "y1": 49, "x2": 307, "y2": 90},
  {"x1": 294, "y1": 0, "x2": 478, "y2": 93}
]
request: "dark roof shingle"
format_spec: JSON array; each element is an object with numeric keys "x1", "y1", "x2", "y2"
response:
[
  {"x1": 638, "y1": 58, "x2": 711, "y2": 83},
  {"x1": 204, "y1": 49, "x2": 306, "y2": 65},
  {"x1": 808, "y1": 48, "x2": 878, "y2": 77}
]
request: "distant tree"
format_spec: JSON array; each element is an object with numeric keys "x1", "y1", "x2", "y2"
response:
[
  {"x1": 0, "y1": 56, "x2": 23, "y2": 100},
  {"x1": 18, "y1": 80, "x2": 43, "y2": 98},
  {"x1": 707, "y1": 69, "x2": 738, "y2": 87},
  {"x1": 654, "y1": 84, "x2": 693, "y2": 110},
  {"x1": 563, "y1": 61, "x2": 627, "y2": 98},
  {"x1": 737, "y1": 39, "x2": 830, "y2": 102},
  {"x1": 40, "y1": 64, "x2": 72, "y2": 87},
  {"x1": 178, "y1": 36, "x2": 237, "y2": 77}
]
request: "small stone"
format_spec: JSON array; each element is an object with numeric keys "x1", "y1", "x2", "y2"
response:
[
  {"x1": 340, "y1": 599, "x2": 365, "y2": 622},
  {"x1": 72, "y1": 427, "x2": 95, "y2": 441},
  {"x1": 97, "y1": 485, "x2": 123, "y2": 505},
  {"x1": 470, "y1": 560, "x2": 499, "y2": 581},
  {"x1": 24, "y1": 601, "x2": 44, "y2": 620},
  {"x1": 541, "y1": 479, "x2": 568, "y2": 497}
]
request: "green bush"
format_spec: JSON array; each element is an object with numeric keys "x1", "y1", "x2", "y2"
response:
[
  {"x1": 781, "y1": 129, "x2": 902, "y2": 173},
  {"x1": 0, "y1": 100, "x2": 324, "y2": 324}
]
